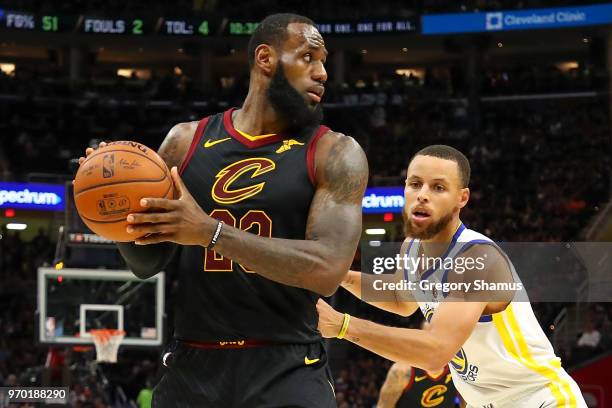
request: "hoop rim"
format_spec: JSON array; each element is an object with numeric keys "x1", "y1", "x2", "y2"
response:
[
  {"x1": 90, "y1": 329, "x2": 125, "y2": 363},
  {"x1": 89, "y1": 329, "x2": 126, "y2": 337}
]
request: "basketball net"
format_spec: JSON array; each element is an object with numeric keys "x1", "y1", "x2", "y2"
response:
[{"x1": 90, "y1": 329, "x2": 125, "y2": 363}]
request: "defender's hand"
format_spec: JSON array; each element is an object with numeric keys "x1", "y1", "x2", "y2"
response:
[
  {"x1": 126, "y1": 167, "x2": 216, "y2": 246},
  {"x1": 316, "y1": 299, "x2": 344, "y2": 338}
]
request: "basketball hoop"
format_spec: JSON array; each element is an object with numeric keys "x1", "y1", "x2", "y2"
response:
[{"x1": 90, "y1": 329, "x2": 125, "y2": 363}]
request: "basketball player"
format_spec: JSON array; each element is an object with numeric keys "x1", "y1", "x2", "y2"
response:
[
  {"x1": 317, "y1": 145, "x2": 587, "y2": 407},
  {"x1": 377, "y1": 322, "x2": 462, "y2": 408},
  {"x1": 79, "y1": 14, "x2": 368, "y2": 407}
]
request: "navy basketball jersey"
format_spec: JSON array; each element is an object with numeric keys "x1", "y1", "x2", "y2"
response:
[
  {"x1": 174, "y1": 108, "x2": 329, "y2": 343},
  {"x1": 396, "y1": 367, "x2": 458, "y2": 408}
]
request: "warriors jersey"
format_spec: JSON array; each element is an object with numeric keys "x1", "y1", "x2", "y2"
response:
[
  {"x1": 174, "y1": 108, "x2": 330, "y2": 343},
  {"x1": 402, "y1": 224, "x2": 586, "y2": 407},
  {"x1": 396, "y1": 366, "x2": 458, "y2": 408}
]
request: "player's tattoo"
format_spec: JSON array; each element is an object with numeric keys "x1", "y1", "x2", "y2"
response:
[
  {"x1": 158, "y1": 122, "x2": 198, "y2": 168},
  {"x1": 323, "y1": 135, "x2": 369, "y2": 203}
]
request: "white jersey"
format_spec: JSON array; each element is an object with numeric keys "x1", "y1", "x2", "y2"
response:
[{"x1": 403, "y1": 224, "x2": 586, "y2": 408}]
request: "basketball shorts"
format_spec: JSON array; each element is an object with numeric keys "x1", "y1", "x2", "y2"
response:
[{"x1": 152, "y1": 340, "x2": 336, "y2": 408}]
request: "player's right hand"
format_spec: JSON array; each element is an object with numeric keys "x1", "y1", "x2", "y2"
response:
[{"x1": 78, "y1": 141, "x2": 107, "y2": 166}]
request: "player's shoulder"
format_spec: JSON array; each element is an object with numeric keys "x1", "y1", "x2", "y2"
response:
[
  {"x1": 158, "y1": 121, "x2": 200, "y2": 168},
  {"x1": 317, "y1": 129, "x2": 362, "y2": 154},
  {"x1": 389, "y1": 361, "x2": 413, "y2": 375},
  {"x1": 167, "y1": 121, "x2": 200, "y2": 142},
  {"x1": 314, "y1": 129, "x2": 368, "y2": 186},
  {"x1": 454, "y1": 228, "x2": 510, "y2": 277}
]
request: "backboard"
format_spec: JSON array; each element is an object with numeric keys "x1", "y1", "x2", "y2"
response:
[{"x1": 37, "y1": 267, "x2": 165, "y2": 347}]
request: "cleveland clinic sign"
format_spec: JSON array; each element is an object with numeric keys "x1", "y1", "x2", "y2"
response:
[
  {"x1": 422, "y1": 3, "x2": 612, "y2": 34},
  {"x1": 484, "y1": 10, "x2": 586, "y2": 31}
]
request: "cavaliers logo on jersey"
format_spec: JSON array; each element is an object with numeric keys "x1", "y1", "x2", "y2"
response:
[
  {"x1": 421, "y1": 384, "x2": 449, "y2": 407},
  {"x1": 212, "y1": 158, "x2": 276, "y2": 204}
]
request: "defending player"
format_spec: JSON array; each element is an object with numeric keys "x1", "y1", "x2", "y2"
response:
[
  {"x1": 80, "y1": 13, "x2": 368, "y2": 407},
  {"x1": 318, "y1": 145, "x2": 586, "y2": 407},
  {"x1": 377, "y1": 322, "x2": 462, "y2": 408}
]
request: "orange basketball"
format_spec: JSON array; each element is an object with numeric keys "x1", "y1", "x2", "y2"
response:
[{"x1": 73, "y1": 141, "x2": 174, "y2": 242}]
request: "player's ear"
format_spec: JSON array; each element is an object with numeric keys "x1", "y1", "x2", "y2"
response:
[
  {"x1": 254, "y1": 44, "x2": 276, "y2": 76},
  {"x1": 458, "y1": 187, "x2": 470, "y2": 209}
]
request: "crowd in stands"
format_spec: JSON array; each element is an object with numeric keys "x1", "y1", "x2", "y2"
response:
[{"x1": 0, "y1": 62, "x2": 603, "y2": 104}]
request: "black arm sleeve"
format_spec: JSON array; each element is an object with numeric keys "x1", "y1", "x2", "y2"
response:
[{"x1": 116, "y1": 241, "x2": 178, "y2": 279}]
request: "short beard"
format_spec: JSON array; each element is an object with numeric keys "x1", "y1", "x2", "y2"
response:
[
  {"x1": 267, "y1": 62, "x2": 323, "y2": 136},
  {"x1": 403, "y1": 210, "x2": 454, "y2": 240}
]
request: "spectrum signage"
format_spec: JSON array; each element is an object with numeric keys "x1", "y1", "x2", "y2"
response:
[
  {"x1": 0, "y1": 182, "x2": 64, "y2": 211},
  {"x1": 362, "y1": 187, "x2": 405, "y2": 214},
  {"x1": 421, "y1": 3, "x2": 612, "y2": 35}
]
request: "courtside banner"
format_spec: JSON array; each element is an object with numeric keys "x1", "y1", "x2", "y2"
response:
[
  {"x1": 422, "y1": 3, "x2": 612, "y2": 35},
  {"x1": 0, "y1": 181, "x2": 64, "y2": 211},
  {"x1": 362, "y1": 187, "x2": 405, "y2": 214}
]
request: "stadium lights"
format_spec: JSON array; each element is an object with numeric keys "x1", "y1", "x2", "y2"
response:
[
  {"x1": 6, "y1": 223, "x2": 27, "y2": 230},
  {"x1": 366, "y1": 228, "x2": 386, "y2": 235},
  {"x1": 0, "y1": 63, "x2": 15, "y2": 75}
]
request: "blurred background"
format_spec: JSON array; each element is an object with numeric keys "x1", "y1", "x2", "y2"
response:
[{"x1": 0, "y1": 0, "x2": 611, "y2": 406}]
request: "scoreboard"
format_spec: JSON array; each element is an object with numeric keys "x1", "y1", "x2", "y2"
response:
[
  {"x1": 1, "y1": 10, "x2": 75, "y2": 32},
  {"x1": 161, "y1": 18, "x2": 209, "y2": 36},
  {"x1": 225, "y1": 19, "x2": 418, "y2": 35},
  {"x1": 0, "y1": 10, "x2": 212, "y2": 36},
  {"x1": 0, "y1": 9, "x2": 418, "y2": 36}
]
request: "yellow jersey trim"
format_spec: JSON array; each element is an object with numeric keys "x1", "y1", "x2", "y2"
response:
[
  {"x1": 235, "y1": 128, "x2": 278, "y2": 141},
  {"x1": 493, "y1": 304, "x2": 576, "y2": 407}
]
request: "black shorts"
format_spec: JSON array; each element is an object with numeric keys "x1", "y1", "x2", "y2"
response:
[{"x1": 152, "y1": 340, "x2": 336, "y2": 408}]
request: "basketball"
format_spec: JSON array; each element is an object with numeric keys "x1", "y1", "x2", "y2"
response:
[{"x1": 73, "y1": 141, "x2": 174, "y2": 242}]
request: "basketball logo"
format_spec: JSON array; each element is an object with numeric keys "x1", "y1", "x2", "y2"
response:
[
  {"x1": 102, "y1": 153, "x2": 115, "y2": 178},
  {"x1": 96, "y1": 194, "x2": 130, "y2": 216}
]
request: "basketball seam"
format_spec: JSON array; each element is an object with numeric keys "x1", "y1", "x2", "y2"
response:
[
  {"x1": 78, "y1": 178, "x2": 173, "y2": 223},
  {"x1": 74, "y1": 177, "x2": 168, "y2": 196},
  {"x1": 75, "y1": 148, "x2": 168, "y2": 193}
]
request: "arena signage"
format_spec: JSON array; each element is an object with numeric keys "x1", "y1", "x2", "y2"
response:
[
  {"x1": 421, "y1": 3, "x2": 612, "y2": 34},
  {"x1": 362, "y1": 187, "x2": 405, "y2": 214},
  {"x1": 0, "y1": 182, "x2": 64, "y2": 211}
]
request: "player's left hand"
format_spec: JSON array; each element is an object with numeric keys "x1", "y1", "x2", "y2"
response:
[
  {"x1": 316, "y1": 299, "x2": 344, "y2": 338},
  {"x1": 126, "y1": 166, "x2": 216, "y2": 246}
]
